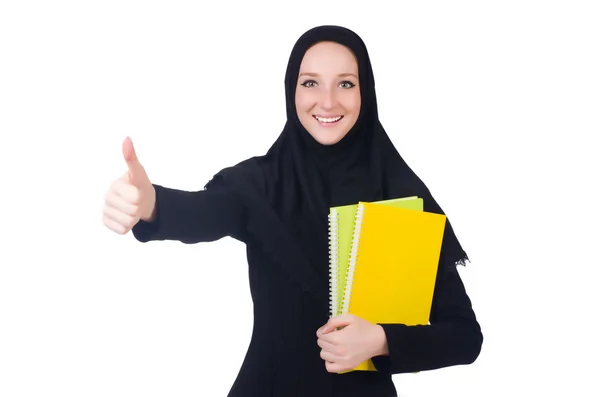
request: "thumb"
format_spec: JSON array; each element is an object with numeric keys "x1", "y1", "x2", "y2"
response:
[{"x1": 122, "y1": 136, "x2": 146, "y2": 181}]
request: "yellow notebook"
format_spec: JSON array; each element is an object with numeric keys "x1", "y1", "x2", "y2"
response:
[
  {"x1": 341, "y1": 201, "x2": 447, "y2": 372},
  {"x1": 328, "y1": 196, "x2": 422, "y2": 318}
]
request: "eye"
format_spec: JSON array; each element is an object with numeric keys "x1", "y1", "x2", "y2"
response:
[
  {"x1": 339, "y1": 80, "x2": 356, "y2": 89},
  {"x1": 300, "y1": 79, "x2": 317, "y2": 87}
]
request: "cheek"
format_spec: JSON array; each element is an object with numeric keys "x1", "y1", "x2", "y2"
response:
[
  {"x1": 297, "y1": 103, "x2": 314, "y2": 117},
  {"x1": 295, "y1": 91, "x2": 313, "y2": 113},
  {"x1": 349, "y1": 96, "x2": 361, "y2": 114},
  {"x1": 341, "y1": 92, "x2": 361, "y2": 115}
]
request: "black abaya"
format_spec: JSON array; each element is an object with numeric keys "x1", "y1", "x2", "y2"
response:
[{"x1": 132, "y1": 25, "x2": 483, "y2": 397}]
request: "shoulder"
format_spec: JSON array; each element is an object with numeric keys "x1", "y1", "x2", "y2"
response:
[{"x1": 204, "y1": 155, "x2": 274, "y2": 198}]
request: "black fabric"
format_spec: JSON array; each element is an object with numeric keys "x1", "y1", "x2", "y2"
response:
[
  {"x1": 206, "y1": 25, "x2": 469, "y2": 293},
  {"x1": 133, "y1": 25, "x2": 482, "y2": 396}
]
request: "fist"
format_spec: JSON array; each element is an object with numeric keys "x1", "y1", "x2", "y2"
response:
[{"x1": 102, "y1": 137, "x2": 156, "y2": 235}]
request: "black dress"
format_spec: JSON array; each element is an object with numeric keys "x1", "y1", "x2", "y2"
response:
[{"x1": 132, "y1": 183, "x2": 483, "y2": 397}]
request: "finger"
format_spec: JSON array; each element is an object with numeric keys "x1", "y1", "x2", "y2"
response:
[
  {"x1": 316, "y1": 325, "x2": 328, "y2": 337},
  {"x1": 325, "y1": 361, "x2": 344, "y2": 374},
  {"x1": 103, "y1": 214, "x2": 129, "y2": 235},
  {"x1": 318, "y1": 331, "x2": 339, "y2": 344},
  {"x1": 122, "y1": 136, "x2": 146, "y2": 181},
  {"x1": 111, "y1": 178, "x2": 142, "y2": 205},
  {"x1": 326, "y1": 315, "x2": 354, "y2": 330},
  {"x1": 103, "y1": 204, "x2": 138, "y2": 230},
  {"x1": 318, "y1": 322, "x2": 343, "y2": 341},
  {"x1": 316, "y1": 337, "x2": 336, "y2": 351},
  {"x1": 317, "y1": 322, "x2": 340, "y2": 336},
  {"x1": 104, "y1": 189, "x2": 138, "y2": 216},
  {"x1": 320, "y1": 349, "x2": 339, "y2": 363}
]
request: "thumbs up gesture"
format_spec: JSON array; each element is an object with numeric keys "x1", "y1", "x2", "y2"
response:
[{"x1": 103, "y1": 137, "x2": 157, "y2": 235}]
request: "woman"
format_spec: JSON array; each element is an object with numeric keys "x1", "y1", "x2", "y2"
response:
[{"x1": 102, "y1": 25, "x2": 483, "y2": 397}]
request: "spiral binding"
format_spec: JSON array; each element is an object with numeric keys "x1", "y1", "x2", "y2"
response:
[
  {"x1": 341, "y1": 203, "x2": 365, "y2": 316},
  {"x1": 328, "y1": 211, "x2": 339, "y2": 318}
]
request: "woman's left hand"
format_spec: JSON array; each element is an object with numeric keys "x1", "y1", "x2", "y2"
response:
[{"x1": 316, "y1": 314, "x2": 388, "y2": 373}]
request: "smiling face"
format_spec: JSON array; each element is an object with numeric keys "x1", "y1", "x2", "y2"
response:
[{"x1": 294, "y1": 41, "x2": 361, "y2": 146}]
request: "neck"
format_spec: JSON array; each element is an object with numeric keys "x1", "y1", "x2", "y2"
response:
[{"x1": 303, "y1": 123, "x2": 366, "y2": 173}]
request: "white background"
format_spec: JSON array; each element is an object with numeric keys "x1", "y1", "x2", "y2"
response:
[{"x1": 1, "y1": 1, "x2": 599, "y2": 396}]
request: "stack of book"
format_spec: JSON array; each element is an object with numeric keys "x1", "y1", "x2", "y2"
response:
[{"x1": 328, "y1": 196, "x2": 447, "y2": 372}]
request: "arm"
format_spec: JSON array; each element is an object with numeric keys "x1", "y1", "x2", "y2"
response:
[
  {"x1": 370, "y1": 263, "x2": 483, "y2": 374},
  {"x1": 131, "y1": 184, "x2": 246, "y2": 244}
]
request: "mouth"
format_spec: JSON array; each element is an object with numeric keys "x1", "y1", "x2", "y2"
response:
[{"x1": 313, "y1": 115, "x2": 344, "y2": 126}]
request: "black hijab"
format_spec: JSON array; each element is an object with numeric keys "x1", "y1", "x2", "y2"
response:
[
  {"x1": 205, "y1": 25, "x2": 468, "y2": 297},
  {"x1": 204, "y1": 25, "x2": 469, "y2": 393}
]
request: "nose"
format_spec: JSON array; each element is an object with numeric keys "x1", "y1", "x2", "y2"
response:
[{"x1": 320, "y1": 87, "x2": 335, "y2": 110}]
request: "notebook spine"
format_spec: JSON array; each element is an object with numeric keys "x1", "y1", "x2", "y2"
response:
[
  {"x1": 342, "y1": 203, "x2": 365, "y2": 315},
  {"x1": 328, "y1": 211, "x2": 339, "y2": 318}
]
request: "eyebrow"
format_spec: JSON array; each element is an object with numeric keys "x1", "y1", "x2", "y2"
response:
[{"x1": 299, "y1": 72, "x2": 358, "y2": 78}]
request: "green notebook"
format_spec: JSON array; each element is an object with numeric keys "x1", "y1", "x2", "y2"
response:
[{"x1": 328, "y1": 196, "x2": 424, "y2": 318}]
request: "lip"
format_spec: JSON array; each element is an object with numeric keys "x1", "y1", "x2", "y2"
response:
[
  {"x1": 313, "y1": 114, "x2": 343, "y2": 118},
  {"x1": 313, "y1": 114, "x2": 344, "y2": 128}
]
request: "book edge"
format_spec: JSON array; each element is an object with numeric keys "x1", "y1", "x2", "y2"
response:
[
  {"x1": 342, "y1": 202, "x2": 366, "y2": 315},
  {"x1": 328, "y1": 210, "x2": 339, "y2": 318}
]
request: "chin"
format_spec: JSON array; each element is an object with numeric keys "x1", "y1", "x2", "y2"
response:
[
  {"x1": 298, "y1": 116, "x2": 353, "y2": 146},
  {"x1": 311, "y1": 132, "x2": 347, "y2": 146}
]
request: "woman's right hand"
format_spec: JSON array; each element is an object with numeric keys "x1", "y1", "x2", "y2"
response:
[{"x1": 102, "y1": 137, "x2": 157, "y2": 235}]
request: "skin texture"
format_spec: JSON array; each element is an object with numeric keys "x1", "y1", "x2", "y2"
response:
[{"x1": 295, "y1": 41, "x2": 361, "y2": 146}]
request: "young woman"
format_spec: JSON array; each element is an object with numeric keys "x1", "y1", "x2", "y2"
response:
[{"x1": 102, "y1": 25, "x2": 483, "y2": 397}]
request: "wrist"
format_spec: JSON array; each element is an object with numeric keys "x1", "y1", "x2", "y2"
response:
[
  {"x1": 141, "y1": 187, "x2": 157, "y2": 222},
  {"x1": 372, "y1": 324, "x2": 389, "y2": 357},
  {"x1": 145, "y1": 203, "x2": 157, "y2": 222}
]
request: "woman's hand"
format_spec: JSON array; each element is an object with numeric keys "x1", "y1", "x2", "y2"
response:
[
  {"x1": 102, "y1": 137, "x2": 157, "y2": 234},
  {"x1": 316, "y1": 314, "x2": 389, "y2": 373}
]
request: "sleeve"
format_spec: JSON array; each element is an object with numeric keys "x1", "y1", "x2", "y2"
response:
[
  {"x1": 370, "y1": 263, "x2": 483, "y2": 374},
  {"x1": 131, "y1": 183, "x2": 246, "y2": 244}
]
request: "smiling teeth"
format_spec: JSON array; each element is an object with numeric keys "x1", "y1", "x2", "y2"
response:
[{"x1": 315, "y1": 116, "x2": 342, "y2": 123}]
